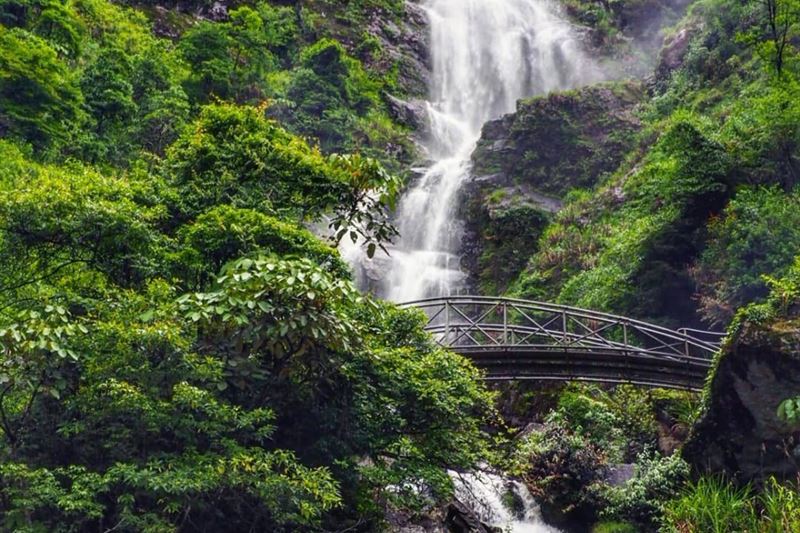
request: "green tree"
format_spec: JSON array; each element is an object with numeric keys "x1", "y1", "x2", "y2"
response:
[
  {"x1": 693, "y1": 187, "x2": 800, "y2": 324},
  {"x1": 165, "y1": 104, "x2": 400, "y2": 255},
  {"x1": 130, "y1": 41, "x2": 190, "y2": 156},
  {"x1": 740, "y1": 0, "x2": 800, "y2": 75},
  {"x1": 175, "y1": 205, "x2": 349, "y2": 289},
  {"x1": 0, "y1": 141, "x2": 167, "y2": 302},
  {"x1": 0, "y1": 27, "x2": 82, "y2": 148},
  {"x1": 33, "y1": 0, "x2": 85, "y2": 58},
  {"x1": 80, "y1": 46, "x2": 137, "y2": 162},
  {"x1": 284, "y1": 38, "x2": 380, "y2": 152},
  {"x1": 0, "y1": 287, "x2": 342, "y2": 531},
  {"x1": 180, "y1": 21, "x2": 235, "y2": 102},
  {"x1": 0, "y1": 138, "x2": 492, "y2": 531}
]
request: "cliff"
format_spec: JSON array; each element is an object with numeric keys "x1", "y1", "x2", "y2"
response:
[
  {"x1": 460, "y1": 80, "x2": 645, "y2": 293},
  {"x1": 684, "y1": 314, "x2": 800, "y2": 481}
]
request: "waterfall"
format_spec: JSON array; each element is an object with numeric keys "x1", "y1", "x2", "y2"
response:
[
  {"x1": 360, "y1": 0, "x2": 600, "y2": 302},
  {"x1": 450, "y1": 471, "x2": 561, "y2": 532}
]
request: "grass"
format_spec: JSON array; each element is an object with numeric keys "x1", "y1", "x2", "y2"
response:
[{"x1": 663, "y1": 476, "x2": 800, "y2": 533}]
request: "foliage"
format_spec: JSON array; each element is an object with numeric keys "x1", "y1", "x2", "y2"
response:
[
  {"x1": 477, "y1": 204, "x2": 550, "y2": 294},
  {"x1": 0, "y1": 286, "x2": 342, "y2": 531},
  {"x1": 549, "y1": 387, "x2": 628, "y2": 463},
  {"x1": 0, "y1": 0, "x2": 410, "y2": 168},
  {"x1": 0, "y1": 26, "x2": 82, "y2": 148},
  {"x1": 177, "y1": 2, "x2": 303, "y2": 104},
  {"x1": 662, "y1": 475, "x2": 800, "y2": 532},
  {"x1": 514, "y1": 118, "x2": 732, "y2": 325},
  {"x1": 0, "y1": 122, "x2": 492, "y2": 529},
  {"x1": 730, "y1": 255, "x2": 800, "y2": 329},
  {"x1": 165, "y1": 103, "x2": 341, "y2": 221},
  {"x1": 175, "y1": 205, "x2": 349, "y2": 288},
  {"x1": 327, "y1": 152, "x2": 401, "y2": 257},
  {"x1": 737, "y1": 0, "x2": 800, "y2": 75},
  {"x1": 164, "y1": 103, "x2": 400, "y2": 255},
  {"x1": 0, "y1": 141, "x2": 168, "y2": 296},
  {"x1": 519, "y1": 422, "x2": 608, "y2": 519},
  {"x1": 595, "y1": 452, "x2": 690, "y2": 529},
  {"x1": 179, "y1": 255, "x2": 495, "y2": 516},
  {"x1": 282, "y1": 38, "x2": 380, "y2": 152},
  {"x1": 693, "y1": 186, "x2": 800, "y2": 325},
  {"x1": 663, "y1": 476, "x2": 759, "y2": 533},
  {"x1": 777, "y1": 396, "x2": 800, "y2": 426},
  {"x1": 591, "y1": 521, "x2": 639, "y2": 533}
]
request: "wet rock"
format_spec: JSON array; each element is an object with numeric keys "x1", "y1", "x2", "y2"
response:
[
  {"x1": 386, "y1": 94, "x2": 430, "y2": 133},
  {"x1": 208, "y1": 1, "x2": 227, "y2": 21},
  {"x1": 364, "y1": 0, "x2": 431, "y2": 99},
  {"x1": 149, "y1": 6, "x2": 182, "y2": 40},
  {"x1": 470, "y1": 80, "x2": 644, "y2": 197},
  {"x1": 659, "y1": 28, "x2": 692, "y2": 71},
  {"x1": 386, "y1": 507, "x2": 447, "y2": 533},
  {"x1": 683, "y1": 317, "x2": 800, "y2": 481},
  {"x1": 445, "y1": 501, "x2": 502, "y2": 533}
]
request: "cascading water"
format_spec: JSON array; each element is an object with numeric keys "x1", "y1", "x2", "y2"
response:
[
  {"x1": 450, "y1": 471, "x2": 561, "y2": 532},
  {"x1": 364, "y1": 0, "x2": 601, "y2": 302},
  {"x1": 339, "y1": 4, "x2": 602, "y2": 528}
]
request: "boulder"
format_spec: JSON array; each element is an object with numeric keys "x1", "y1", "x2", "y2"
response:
[
  {"x1": 385, "y1": 94, "x2": 430, "y2": 133},
  {"x1": 683, "y1": 317, "x2": 800, "y2": 481},
  {"x1": 444, "y1": 501, "x2": 502, "y2": 533}
]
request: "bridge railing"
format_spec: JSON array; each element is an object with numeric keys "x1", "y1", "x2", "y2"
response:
[{"x1": 400, "y1": 296, "x2": 723, "y2": 362}]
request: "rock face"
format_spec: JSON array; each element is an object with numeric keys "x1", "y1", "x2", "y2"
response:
[
  {"x1": 460, "y1": 80, "x2": 645, "y2": 293},
  {"x1": 365, "y1": 0, "x2": 431, "y2": 99},
  {"x1": 560, "y1": 0, "x2": 694, "y2": 79},
  {"x1": 684, "y1": 318, "x2": 800, "y2": 481},
  {"x1": 385, "y1": 93, "x2": 430, "y2": 134},
  {"x1": 470, "y1": 80, "x2": 644, "y2": 197}
]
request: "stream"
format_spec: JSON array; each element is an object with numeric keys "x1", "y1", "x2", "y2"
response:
[{"x1": 346, "y1": 0, "x2": 603, "y2": 528}]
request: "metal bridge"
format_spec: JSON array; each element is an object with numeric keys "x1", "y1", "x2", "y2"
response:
[{"x1": 400, "y1": 296, "x2": 725, "y2": 391}]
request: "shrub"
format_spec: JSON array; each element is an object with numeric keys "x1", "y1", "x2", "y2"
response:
[
  {"x1": 693, "y1": 186, "x2": 800, "y2": 325},
  {"x1": 597, "y1": 452, "x2": 690, "y2": 529},
  {"x1": 520, "y1": 423, "x2": 607, "y2": 519},
  {"x1": 0, "y1": 27, "x2": 82, "y2": 148},
  {"x1": 175, "y1": 205, "x2": 349, "y2": 288}
]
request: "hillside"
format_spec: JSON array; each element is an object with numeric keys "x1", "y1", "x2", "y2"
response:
[{"x1": 1, "y1": 0, "x2": 799, "y2": 531}]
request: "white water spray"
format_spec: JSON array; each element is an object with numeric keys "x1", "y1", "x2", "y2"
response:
[
  {"x1": 451, "y1": 471, "x2": 561, "y2": 532},
  {"x1": 354, "y1": 0, "x2": 600, "y2": 302}
]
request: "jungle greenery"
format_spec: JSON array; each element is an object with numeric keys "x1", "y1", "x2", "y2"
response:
[
  {"x1": 496, "y1": 0, "x2": 800, "y2": 528},
  {"x1": 0, "y1": 109, "x2": 496, "y2": 530},
  {"x1": 509, "y1": 0, "x2": 800, "y2": 330},
  {"x1": 0, "y1": 0, "x2": 495, "y2": 530},
  {"x1": 2, "y1": 0, "x2": 800, "y2": 530}
]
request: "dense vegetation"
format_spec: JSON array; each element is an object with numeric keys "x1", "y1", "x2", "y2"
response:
[
  {"x1": 507, "y1": 0, "x2": 800, "y2": 330},
  {"x1": 2, "y1": 0, "x2": 799, "y2": 530},
  {"x1": 0, "y1": 0, "x2": 496, "y2": 530},
  {"x1": 471, "y1": 0, "x2": 800, "y2": 529}
]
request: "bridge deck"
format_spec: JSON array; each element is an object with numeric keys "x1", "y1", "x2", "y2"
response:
[{"x1": 401, "y1": 296, "x2": 724, "y2": 391}]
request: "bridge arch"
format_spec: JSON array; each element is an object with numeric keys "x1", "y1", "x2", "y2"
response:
[{"x1": 400, "y1": 296, "x2": 724, "y2": 391}]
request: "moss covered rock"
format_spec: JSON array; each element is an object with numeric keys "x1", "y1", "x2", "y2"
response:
[
  {"x1": 460, "y1": 81, "x2": 645, "y2": 294},
  {"x1": 683, "y1": 316, "x2": 800, "y2": 481},
  {"x1": 471, "y1": 80, "x2": 644, "y2": 198}
]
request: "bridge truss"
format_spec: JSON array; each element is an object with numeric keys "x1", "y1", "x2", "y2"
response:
[{"x1": 401, "y1": 296, "x2": 725, "y2": 391}]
